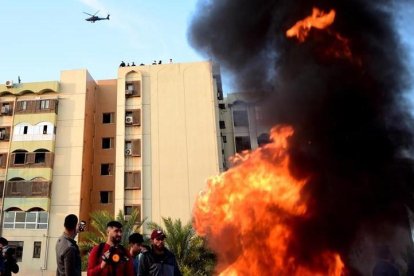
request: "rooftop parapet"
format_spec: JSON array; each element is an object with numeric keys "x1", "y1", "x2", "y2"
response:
[{"x1": 0, "y1": 81, "x2": 60, "y2": 95}]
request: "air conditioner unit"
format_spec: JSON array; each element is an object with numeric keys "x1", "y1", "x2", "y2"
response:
[
  {"x1": 125, "y1": 89, "x2": 133, "y2": 95},
  {"x1": 125, "y1": 116, "x2": 133, "y2": 124},
  {"x1": 5, "y1": 80, "x2": 13, "y2": 88},
  {"x1": 125, "y1": 149, "x2": 132, "y2": 155}
]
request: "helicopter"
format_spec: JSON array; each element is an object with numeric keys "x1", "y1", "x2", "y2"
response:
[{"x1": 83, "y1": 11, "x2": 110, "y2": 23}]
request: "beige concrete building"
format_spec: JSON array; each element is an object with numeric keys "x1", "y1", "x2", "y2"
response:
[
  {"x1": 219, "y1": 92, "x2": 271, "y2": 169},
  {"x1": 0, "y1": 60, "x2": 223, "y2": 275}
]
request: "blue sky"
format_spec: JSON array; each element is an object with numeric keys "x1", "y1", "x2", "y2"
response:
[
  {"x1": 0, "y1": 0, "x2": 203, "y2": 84},
  {"x1": 0, "y1": 1, "x2": 412, "y2": 95}
]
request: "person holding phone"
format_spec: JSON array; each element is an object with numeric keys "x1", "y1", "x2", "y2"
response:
[{"x1": 56, "y1": 214, "x2": 83, "y2": 276}]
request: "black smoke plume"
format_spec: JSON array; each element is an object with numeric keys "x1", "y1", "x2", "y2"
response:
[{"x1": 189, "y1": 0, "x2": 414, "y2": 274}]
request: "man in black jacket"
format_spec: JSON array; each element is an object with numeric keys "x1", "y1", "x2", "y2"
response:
[
  {"x1": 55, "y1": 214, "x2": 82, "y2": 276},
  {"x1": 3, "y1": 247, "x2": 19, "y2": 276},
  {"x1": 138, "y1": 230, "x2": 181, "y2": 276}
]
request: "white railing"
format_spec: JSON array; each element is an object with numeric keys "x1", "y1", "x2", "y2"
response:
[{"x1": 12, "y1": 134, "x2": 55, "y2": 141}]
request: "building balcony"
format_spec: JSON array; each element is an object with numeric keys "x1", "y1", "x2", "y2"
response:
[
  {"x1": 125, "y1": 171, "x2": 141, "y2": 190},
  {"x1": 9, "y1": 152, "x2": 54, "y2": 168},
  {"x1": 14, "y1": 99, "x2": 58, "y2": 114},
  {"x1": 0, "y1": 102, "x2": 13, "y2": 116},
  {"x1": 125, "y1": 81, "x2": 141, "y2": 97},
  {"x1": 5, "y1": 181, "x2": 51, "y2": 197},
  {"x1": 0, "y1": 126, "x2": 11, "y2": 141}
]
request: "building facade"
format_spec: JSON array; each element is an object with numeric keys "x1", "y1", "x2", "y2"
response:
[
  {"x1": 0, "y1": 61, "x2": 223, "y2": 275},
  {"x1": 219, "y1": 92, "x2": 271, "y2": 169}
]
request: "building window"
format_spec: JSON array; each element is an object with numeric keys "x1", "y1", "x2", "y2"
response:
[
  {"x1": 124, "y1": 206, "x2": 134, "y2": 215},
  {"x1": 3, "y1": 211, "x2": 48, "y2": 230},
  {"x1": 35, "y1": 152, "x2": 46, "y2": 163},
  {"x1": 257, "y1": 133, "x2": 270, "y2": 147},
  {"x1": 33, "y1": 241, "x2": 41, "y2": 258},
  {"x1": 219, "y1": 103, "x2": 226, "y2": 109},
  {"x1": 23, "y1": 126, "x2": 28, "y2": 135},
  {"x1": 233, "y1": 110, "x2": 249, "y2": 127},
  {"x1": 126, "y1": 83, "x2": 134, "y2": 93},
  {"x1": 125, "y1": 139, "x2": 141, "y2": 156},
  {"x1": 125, "y1": 141, "x2": 132, "y2": 155},
  {"x1": 0, "y1": 128, "x2": 7, "y2": 140},
  {"x1": 43, "y1": 125, "x2": 48, "y2": 134},
  {"x1": 102, "y1": 113, "x2": 114, "y2": 124},
  {"x1": 219, "y1": 121, "x2": 226, "y2": 129},
  {"x1": 235, "y1": 136, "x2": 251, "y2": 153},
  {"x1": 21, "y1": 101, "x2": 27, "y2": 110},
  {"x1": 222, "y1": 135, "x2": 227, "y2": 143},
  {"x1": 8, "y1": 241, "x2": 24, "y2": 262},
  {"x1": 1, "y1": 103, "x2": 11, "y2": 114},
  {"x1": 102, "y1": 138, "x2": 113, "y2": 149},
  {"x1": 14, "y1": 152, "x2": 26, "y2": 165},
  {"x1": 40, "y1": 100, "x2": 50, "y2": 110},
  {"x1": 100, "y1": 191, "x2": 112, "y2": 204},
  {"x1": 255, "y1": 106, "x2": 264, "y2": 121},
  {"x1": 125, "y1": 171, "x2": 141, "y2": 189},
  {"x1": 37, "y1": 212, "x2": 48, "y2": 229},
  {"x1": 124, "y1": 205, "x2": 141, "y2": 218},
  {"x1": 101, "y1": 164, "x2": 113, "y2": 175},
  {"x1": 0, "y1": 154, "x2": 6, "y2": 168}
]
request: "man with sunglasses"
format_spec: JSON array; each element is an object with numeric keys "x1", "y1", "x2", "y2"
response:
[{"x1": 138, "y1": 230, "x2": 181, "y2": 276}]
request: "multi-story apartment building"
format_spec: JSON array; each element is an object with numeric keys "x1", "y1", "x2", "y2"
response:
[
  {"x1": 0, "y1": 61, "x2": 223, "y2": 275},
  {"x1": 218, "y1": 92, "x2": 271, "y2": 169}
]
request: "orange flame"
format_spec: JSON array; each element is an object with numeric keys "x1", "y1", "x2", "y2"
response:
[
  {"x1": 286, "y1": 7, "x2": 361, "y2": 65},
  {"x1": 286, "y1": 8, "x2": 336, "y2": 42},
  {"x1": 194, "y1": 126, "x2": 346, "y2": 275}
]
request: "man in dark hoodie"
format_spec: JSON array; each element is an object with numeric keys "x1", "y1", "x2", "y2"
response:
[
  {"x1": 138, "y1": 230, "x2": 181, "y2": 276},
  {"x1": 3, "y1": 247, "x2": 19, "y2": 276}
]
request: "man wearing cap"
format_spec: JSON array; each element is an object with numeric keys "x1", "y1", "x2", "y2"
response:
[
  {"x1": 87, "y1": 221, "x2": 134, "y2": 276},
  {"x1": 138, "y1": 229, "x2": 181, "y2": 276}
]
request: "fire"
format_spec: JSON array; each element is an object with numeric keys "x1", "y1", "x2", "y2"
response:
[
  {"x1": 286, "y1": 8, "x2": 336, "y2": 42},
  {"x1": 193, "y1": 126, "x2": 346, "y2": 275},
  {"x1": 286, "y1": 7, "x2": 361, "y2": 65}
]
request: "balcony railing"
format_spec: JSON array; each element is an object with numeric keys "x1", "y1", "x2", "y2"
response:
[{"x1": 5, "y1": 181, "x2": 51, "y2": 197}]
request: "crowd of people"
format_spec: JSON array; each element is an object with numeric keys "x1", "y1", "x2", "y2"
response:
[
  {"x1": 119, "y1": 59, "x2": 173, "y2": 67},
  {"x1": 56, "y1": 214, "x2": 181, "y2": 276},
  {"x1": 2, "y1": 214, "x2": 407, "y2": 275}
]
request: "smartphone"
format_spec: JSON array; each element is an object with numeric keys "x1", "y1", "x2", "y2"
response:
[{"x1": 79, "y1": 220, "x2": 87, "y2": 232}]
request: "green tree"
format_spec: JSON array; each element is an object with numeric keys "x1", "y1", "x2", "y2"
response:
[
  {"x1": 147, "y1": 217, "x2": 216, "y2": 276},
  {"x1": 78, "y1": 209, "x2": 144, "y2": 270}
]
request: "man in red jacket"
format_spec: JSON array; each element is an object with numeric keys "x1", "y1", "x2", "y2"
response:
[{"x1": 87, "y1": 221, "x2": 134, "y2": 276}]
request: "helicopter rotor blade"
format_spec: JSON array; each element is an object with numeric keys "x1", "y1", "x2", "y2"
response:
[
  {"x1": 93, "y1": 10, "x2": 100, "y2": 16},
  {"x1": 83, "y1": 12, "x2": 94, "y2": 16}
]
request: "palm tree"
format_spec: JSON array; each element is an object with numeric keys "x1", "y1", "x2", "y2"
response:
[
  {"x1": 147, "y1": 217, "x2": 216, "y2": 276},
  {"x1": 78, "y1": 209, "x2": 144, "y2": 270}
]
